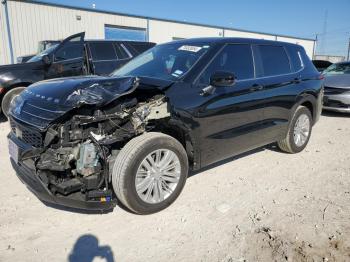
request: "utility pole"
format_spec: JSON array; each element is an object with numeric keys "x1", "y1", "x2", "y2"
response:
[
  {"x1": 2, "y1": 0, "x2": 14, "y2": 64},
  {"x1": 313, "y1": 34, "x2": 318, "y2": 60},
  {"x1": 347, "y1": 37, "x2": 350, "y2": 61},
  {"x1": 319, "y1": 10, "x2": 328, "y2": 55}
]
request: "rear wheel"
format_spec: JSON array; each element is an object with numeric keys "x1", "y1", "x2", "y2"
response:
[
  {"x1": 278, "y1": 106, "x2": 312, "y2": 153},
  {"x1": 112, "y1": 132, "x2": 188, "y2": 214},
  {"x1": 1, "y1": 87, "x2": 26, "y2": 118}
]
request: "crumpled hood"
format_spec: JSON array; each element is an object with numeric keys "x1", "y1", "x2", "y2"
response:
[
  {"x1": 10, "y1": 76, "x2": 140, "y2": 130},
  {"x1": 25, "y1": 75, "x2": 140, "y2": 107},
  {"x1": 324, "y1": 74, "x2": 350, "y2": 89}
]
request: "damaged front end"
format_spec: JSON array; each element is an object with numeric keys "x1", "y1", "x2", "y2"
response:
[{"x1": 8, "y1": 76, "x2": 172, "y2": 211}]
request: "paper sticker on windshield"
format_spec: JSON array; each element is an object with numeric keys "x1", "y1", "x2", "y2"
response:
[
  {"x1": 172, "y1": 70, "x2": 183, "y2": 78},
  {"x1": 178, "y1": 45, "x2": 202, "y2": 53}
]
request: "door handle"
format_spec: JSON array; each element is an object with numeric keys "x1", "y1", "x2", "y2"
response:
[
  {"x1": 250, "y1": 84, "x2": 264, "y2": 92},
  {"x1": 293, "y1": 77, "x2": 302, "y2": 84}
]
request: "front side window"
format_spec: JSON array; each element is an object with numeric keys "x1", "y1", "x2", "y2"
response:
[
  {"x1": 198, "y1": 44, "x2": 254, "y2": 86},
  {"x1": 54, "y1": 43, "x2": 83, "y2": 61},
  {"x1": 324, "y1": 62, "x2": 350, "y2": 75},
  {"x1": 89, "y1": 42, "x2": 117, "y2": 61},
  {"x1": 112, "y1": 42, "x2": 212, "y2": 81},
  {"x1": 253, "y1": 45, "x2": 291, "y2": 77}
]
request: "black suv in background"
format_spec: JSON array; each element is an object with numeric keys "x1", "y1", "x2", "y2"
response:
[
  {"x1": 17, "y1": 40, "x2": 61, "y2": 63},
  {"x1": 0, "y1": 32, "x2": 155, "y2": 117},
  {"x1": 8, "y1": 38, "x2": 323, "y2": 214}
]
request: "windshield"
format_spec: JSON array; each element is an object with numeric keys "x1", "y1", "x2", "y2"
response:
[
  {"x1": 111, "y1": 42, "x2": 212, "y2": 81},
  {"x1": 27, "y1": 44, "x2": 58, "y2": 63},
  {"x1": 323, "y1": 62, "x2": 350, "y2": 75},
  {"x1": 37, "y1": 42, "x2": 46, "y2": 53}
]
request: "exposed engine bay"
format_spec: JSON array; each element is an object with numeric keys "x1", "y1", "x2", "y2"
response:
[{"x1": 14, "y1": 89, "x2": 171, "y2": 204}]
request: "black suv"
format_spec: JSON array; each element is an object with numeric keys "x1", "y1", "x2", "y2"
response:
[
  {"x1": 8, "y1": 38, "x2": 323, "y2": 214},
  {"x1": 17, "y1": 40, "x2": 61, "y2": 63},
  {"x1": 0, "y1": 32, "x2": 155, "y2": 117}
]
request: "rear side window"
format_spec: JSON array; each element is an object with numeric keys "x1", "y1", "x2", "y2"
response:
[
  {"x1": 253, "y1": 45, "x2": 291, "y2": 77},
  {"x1": 114, "y1": 43, "x2": 131, "y2": 59},
  {"x1": 198, "y1": 44, "x2": 254, "y2": 85},
  {"x1": 89, "y1": 42, "x2": 117, "y2": 60},
  {"x1": 287, "y1": 46, "x2": 304, "y2": 72}
]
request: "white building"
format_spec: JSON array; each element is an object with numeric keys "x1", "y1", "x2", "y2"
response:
[{"x1": 0, "y1": 0, "x2": 316, "y2": 65}]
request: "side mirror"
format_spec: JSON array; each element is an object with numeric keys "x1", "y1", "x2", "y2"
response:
[
  {"x1": 210, "y1": 71, "x2": 236, "y2": 87},
  {"x1": 42, "y1": 55, "x2": 51, "y2": 66}
]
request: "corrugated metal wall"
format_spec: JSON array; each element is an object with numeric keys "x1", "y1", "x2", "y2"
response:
[
  {"x1": 0, "y1": 0, "x2": 315, "y2": 65},
  {"x1": 224, "y1": 29, "x2": 276, "y2": 41},
  {"x1": 149, "y1": 20, "x2": 223, "y2": 43}
]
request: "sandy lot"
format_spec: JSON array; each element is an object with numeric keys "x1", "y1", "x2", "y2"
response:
[{"x1": 0, "y1": 112, "x2": 349, "y2": 262}]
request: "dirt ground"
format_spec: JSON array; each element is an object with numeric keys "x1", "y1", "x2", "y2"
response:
[{"x1": 0, "y1": 111, "x2": 349, "y2": 262}]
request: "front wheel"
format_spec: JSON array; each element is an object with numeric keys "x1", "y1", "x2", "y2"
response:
[
  {"x1": 112, "y1": 132, "x2": 189, "y2": 214},
  {"x1": 1, "y1": 87, "x2": 26, "y2": 118},
  {"x1": 278, "y1": 106, "x2": 312, "y2": 154}
]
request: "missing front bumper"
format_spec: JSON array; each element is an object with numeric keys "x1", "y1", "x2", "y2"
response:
[{"x1": 8, "y1": 134, "x2": 117, "y2": 212}]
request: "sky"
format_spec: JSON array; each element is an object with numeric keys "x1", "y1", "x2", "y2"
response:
[{"x1": 38, "y1": 0, "x2": 350, "y2": 57}]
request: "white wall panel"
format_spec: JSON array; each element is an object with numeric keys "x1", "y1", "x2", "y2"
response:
[
  {"x1": 149, "y1": 20, "x2": 223, "y2": 43},
  {"x1": 224, "y1": 29, "x2": 276, "y2": 40}
]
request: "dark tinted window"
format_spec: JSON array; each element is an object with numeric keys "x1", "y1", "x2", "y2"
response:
[
  {"x1": 198, "y1": 44, "x2": 254, "y2": 85},
  {"x1": 114, "y1": 43, "x2": 131, "y2": 59},
  {"x1": 288, "y1": 46, "x2": 304, "y2": 72},
  {"x1": 253, "y1": 45, "x2": 291, "y2": 77},
  {"x1": 54, "y1": 43, "x2": 83, "y2": 61},
  {"x1": 128, "y1": 43, "x2": 154, "y2": 54},
  {"x1": 89, "y1": 42, "x2": 117, "y2": 60}
]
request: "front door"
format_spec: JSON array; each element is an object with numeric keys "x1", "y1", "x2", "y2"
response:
[
  {"x1": 170, "y1": 44, "x2": 268, "y2": 167},
  {"x1": 46, "y1": 32, "x2": 85, "y2": 79}
]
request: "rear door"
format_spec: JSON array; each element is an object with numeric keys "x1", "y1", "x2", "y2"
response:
[
  {"x1": 252, "y1": 44, "x2": 302, "y2": 142},
  {"x1": 46, "y1": 32, "x2": 85, "y2": 78},
  {"x1": 87, "y1": 42, "x2": 119, "y2": 75}
]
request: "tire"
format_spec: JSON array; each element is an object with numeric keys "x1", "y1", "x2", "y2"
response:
[
  {"x1": 1, "y1": 87, "x2": 26, "y2": 118},
  {"x1": 112, "y1": 132, "x2": 189, "y2": 214},
  {"x1": 277, "y1": 106, "x2": 312, "y2": 154}
]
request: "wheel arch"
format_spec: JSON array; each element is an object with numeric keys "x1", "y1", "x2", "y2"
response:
[
  {"x1": 151, "y1": 119, "x2": 199, "y2": 170},
  {"x1": 2, "y1": 82, "x2": 32, "y2": 97},
  {"x1": 293, "y1": 93, "x2": 317, "y2": 125}
]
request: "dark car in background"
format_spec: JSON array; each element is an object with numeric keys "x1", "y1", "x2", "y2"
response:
[
  {"x1": 0, "y1": 32, "x2": 155, "y2": 117},
  {"x1": 312, "y1": 60, "x2": 333, "y2": 72},
  {"x1": 7, "y1": 38, "x2": 323, "y2": 214},
  {"x1": 322, "y1": 61, "x2": 350, "y2": 113},
  {"x1": 17, "y1": 40, "x2": 61, "y2": 63}
]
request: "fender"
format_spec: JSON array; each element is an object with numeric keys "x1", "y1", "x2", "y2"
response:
[{"x1": 290, "y1": 90, "x2": 320, "y2": 125}]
